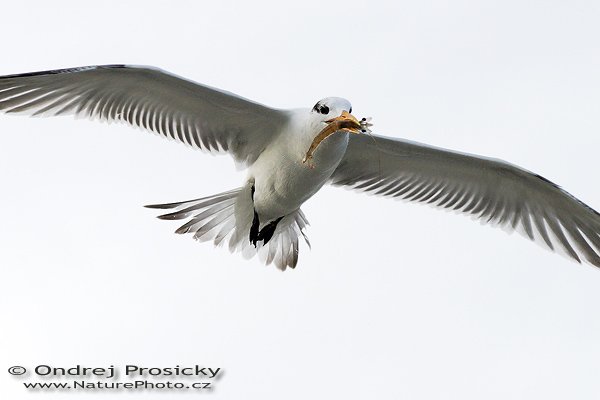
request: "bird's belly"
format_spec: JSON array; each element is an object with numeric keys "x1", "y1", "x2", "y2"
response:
[{"x1": 249, "y1": 133, "x2": 348, "y2": 220}]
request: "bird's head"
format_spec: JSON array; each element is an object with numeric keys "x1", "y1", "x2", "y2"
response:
[
  {"x1": 311, "y1": 97, "x2": 360, "y2": 133},
  {"x1": 302, "y1": 97, "x2": 373, "y2": 166},
  {"x1": 311, "y1": 97, "x2": 371, "y2": 134}
]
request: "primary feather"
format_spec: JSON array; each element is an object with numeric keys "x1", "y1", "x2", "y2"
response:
[{"x1": 331, "y1": 134, "x2": 600, "y2": 267}]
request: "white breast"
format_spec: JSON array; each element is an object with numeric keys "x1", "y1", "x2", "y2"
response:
[{"x1": 248, "y1": 113, "x2": 349, "y2": 220}]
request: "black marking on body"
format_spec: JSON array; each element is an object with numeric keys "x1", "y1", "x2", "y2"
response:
[
  {"x1": 249, "y1": 185, "x2": 260, "y2": 246},
  {"x1": 250, "y1": 210, "x2": 260, "y2": 247},
  {"x1": 248, "y1": 184, "x2": 284, "y2": 247},
  {"x1": 257, "y1": 216, "x2": 284, "y2": 245}
]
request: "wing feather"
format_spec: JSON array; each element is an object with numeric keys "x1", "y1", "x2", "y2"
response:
[
  {"x1": 331, "y1": 134, "x2": 600, "y2": 268},
  {"x1": 0, "y1": 65, "x2": 289, "y2": 165}
]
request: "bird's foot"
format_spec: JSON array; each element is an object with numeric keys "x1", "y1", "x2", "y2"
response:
[{"x1": 249, "y1": 187, "x2": 260, "y2": 247}]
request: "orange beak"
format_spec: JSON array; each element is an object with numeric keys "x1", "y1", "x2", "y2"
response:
[{"x1": 324, "y1": 110, "x2": 362, "y2": 134}]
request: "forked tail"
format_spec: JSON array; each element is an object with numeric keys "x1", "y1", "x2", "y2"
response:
[{"x1": 145, "y1": 184, "x2": 310, "y2": 270}]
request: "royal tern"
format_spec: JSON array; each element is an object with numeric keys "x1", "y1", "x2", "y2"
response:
[{"x1": 1, "y1": 65, "x2": 599, "y2": 270}]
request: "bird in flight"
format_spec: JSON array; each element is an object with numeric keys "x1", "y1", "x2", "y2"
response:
[{"x1": 1, "y1": 65, "x2": 599, "y2": 270}]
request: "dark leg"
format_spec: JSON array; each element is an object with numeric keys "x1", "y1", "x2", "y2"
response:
[
  {"x1": 257, "y1": 216, "x2": 284, "y2": 245},
  {"x1": 249, "y1": 185, "x2": 260, "y2": 247},
  {"x1": 248, "y1": 184, "x2": 284, "y2": 247}
]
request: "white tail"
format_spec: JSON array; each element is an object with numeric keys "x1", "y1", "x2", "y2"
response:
[{"x1": 145, "y1": 184, "x2": 310, "y2": 270}]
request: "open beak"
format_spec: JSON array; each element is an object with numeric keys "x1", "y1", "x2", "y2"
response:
[
  {"x1": 325, "y1": 110, "x2": 362, "y2": 134},
  {"x1": 303, "y1": 110, "x2": 372, "y2": 165}
]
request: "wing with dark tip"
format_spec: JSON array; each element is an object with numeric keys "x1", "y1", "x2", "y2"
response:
[
  {"x1": 331, "y1": 133, "x2": 600, "y2": 268},
  {"x1": 0, "y1": 65, "x2": 289, "y2": 165}
]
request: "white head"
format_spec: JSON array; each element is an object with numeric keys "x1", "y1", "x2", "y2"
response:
[
  {"x1": 309, "y1": 96, "x2": 370, "y2": 135},
  {"x1": 311, "y1": 97, "x2": 353, "y2": 121},
  {"x1": 300, "y1": 97, "x2": 369, "y2": 166}
]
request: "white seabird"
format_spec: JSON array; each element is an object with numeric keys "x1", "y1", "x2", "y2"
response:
[{"x1": 1, "y1": 65, "x2": 599, "y2": 270}]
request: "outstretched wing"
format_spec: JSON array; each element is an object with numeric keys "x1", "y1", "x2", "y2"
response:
[
  {"x1": 0, "y1": 65, "x2": 289, "y2": 165},
  {"x1": 330, "y1": 134, "x2": 600, "y2": 267}
]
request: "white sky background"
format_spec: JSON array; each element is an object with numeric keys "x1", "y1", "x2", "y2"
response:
[{"x1": 1, "y1": 0, "x2": 599, "y2": 398}]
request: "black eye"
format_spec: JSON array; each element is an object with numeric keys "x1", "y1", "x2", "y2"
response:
[
  {"x1": 312, "y1": 103, "x2": 329, "y2": 115},
  {"x1": 349, "y1": 107, "x2": 352, "y2": 113}
]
